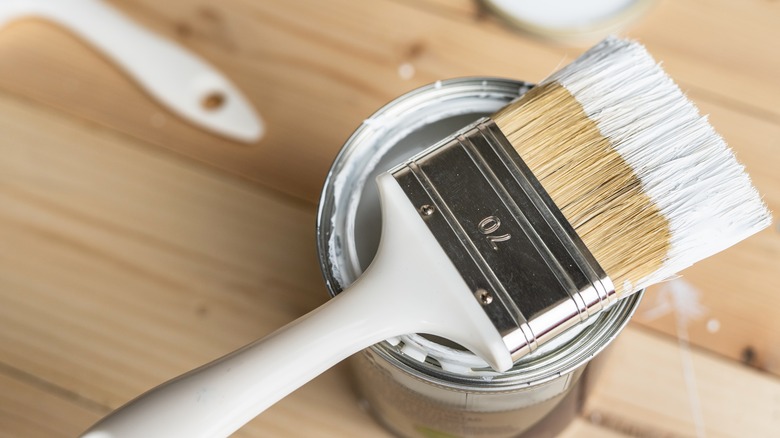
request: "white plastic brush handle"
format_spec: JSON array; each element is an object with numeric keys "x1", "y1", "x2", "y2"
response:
[
  {"x1": 82, "y1": 174, "x2": 511, "y2": 438},
  {"x1": 0, "y1": 0, "x2": 263, "y2": 143}
]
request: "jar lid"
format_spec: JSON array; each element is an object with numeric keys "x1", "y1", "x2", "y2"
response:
[{"x1": 484, "y1": 0, "x2": 655, "y2": 44}]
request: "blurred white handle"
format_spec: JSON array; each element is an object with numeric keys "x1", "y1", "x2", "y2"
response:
[
  {"x1": 0, "y1": 0, "x2": 263, "y2": 142},
  {"x1": 81, "y1": 174, "x2": 511, "y2": 438}
]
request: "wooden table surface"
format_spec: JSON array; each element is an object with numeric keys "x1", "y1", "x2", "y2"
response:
[{"x1": 1, "y1": 0, "x2": 779, "y2": 436}]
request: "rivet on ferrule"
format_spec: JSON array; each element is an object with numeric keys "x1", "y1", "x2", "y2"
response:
[
  {"x1": 474, "y1": 289, "x2": 493, "y2": 305},
  {"x1": 391, "y1": 117, "x2": 616, "y2": 362},
  {"x1": 419, "y1": 204, "x2": 436, "y2": 217}
]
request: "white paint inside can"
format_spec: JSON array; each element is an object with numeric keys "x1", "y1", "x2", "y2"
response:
[
  {"x1": 351, "y1": 113, "x2": 483, "y2": 272},
  {"x1": 318, "y1": 78, "x2": 641, "y2": 378},
  {"x1": 316, "y1": 79, "x2": 646, "y2": 438}
]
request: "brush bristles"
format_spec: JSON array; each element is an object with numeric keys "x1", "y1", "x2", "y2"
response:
[{"x1": 494, "y1": 37, "x2": 771, "y2": 296}]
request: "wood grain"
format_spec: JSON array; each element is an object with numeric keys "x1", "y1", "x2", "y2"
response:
[
  {"x1": 585, "y1": 327, "x2": 780, "y2": 437},
  {"x1": 0, "y1": 367, "x2": 103, "y2": 438},
  {"x1": 558, "y1": 418, "x2": 628, "y2": 438},
  {"x1": 408, "y1": 0, "x2": 780, "y2": 125},
  {"x1": 0, "y1": 0, "x2": 777, "y2": 203},
  {"x1": 0, "y1": 0, "x2": 778, "y2": 436},
  {"x1": 1, "y1": 87, "x2": 776, "y2": 436},
  {"x1": 0, "y1": 90, "x2": 385, "y2": 437}
]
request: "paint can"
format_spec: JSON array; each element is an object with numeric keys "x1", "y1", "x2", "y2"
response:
[{"x1": 316, "y1": 78, "x2": 643, "y2": 438}]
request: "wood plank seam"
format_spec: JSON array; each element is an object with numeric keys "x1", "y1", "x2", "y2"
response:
[
  {"x1": 0, "y1": 361, "x2": 110, "y2": 415},
  {"x1": 629, "y1": 324, "x2": 780, "y2": 383},
  {"x1": 0, "y1": 87, "x2": 315, "y2": 210},
  {"x1": 684, "y1": 86, "x2": 780, "y2": 128},
  {"x1": 579, "y1": 410, "x2": 688, "y2": 438}
]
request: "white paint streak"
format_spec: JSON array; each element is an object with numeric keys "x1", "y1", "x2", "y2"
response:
[
  {"x1": 706, "y1": 318, "x2": 720, "y2": 333},
  {"x1": 400, "y1": 341, "x2": 427, "y2": 363},
  {"x1": 361, "y1": 117, "x2": 383, "y2": 128},
  {"x1": 641, "y1": 279, "x2": 708, "y2": 437},
  {"x1": 398, "y1": 63, "x2": 415, "y2": 80},
  {"x1": 676, "y1": 317, "x2": 707, "y2": 438},
  {"x1": 641, "y1": 279, "x2": 707, "y2": 323}
]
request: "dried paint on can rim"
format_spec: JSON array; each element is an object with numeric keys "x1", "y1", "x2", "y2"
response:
[{"x1": 316, "y1": 77, "x2": 643, "y2": 437}]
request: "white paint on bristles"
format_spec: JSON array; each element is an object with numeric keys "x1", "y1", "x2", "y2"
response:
[{"x1": 546, "y1": 37, "x2": 772, "y2": 293}]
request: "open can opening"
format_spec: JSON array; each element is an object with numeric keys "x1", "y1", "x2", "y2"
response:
[{"x1": 316, "y1": 78, "x2": 643, "y2": 438}]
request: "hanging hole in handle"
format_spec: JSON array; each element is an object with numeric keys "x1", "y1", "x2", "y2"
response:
[{"x1": 201, "y1": 91, "x2": 226, "y2": 110}]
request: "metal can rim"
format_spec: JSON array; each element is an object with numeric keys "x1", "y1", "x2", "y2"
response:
[
  {"x1": 315, "y1": 77, "x2": 643, "y2": 392},
  {"x1": 316, "y1": 77, "x2": 530, "y2": 295}
]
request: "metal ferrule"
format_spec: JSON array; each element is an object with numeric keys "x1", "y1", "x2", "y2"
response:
[{"x1": 391, "y1": 118, "x2": 617, "y2": 362}]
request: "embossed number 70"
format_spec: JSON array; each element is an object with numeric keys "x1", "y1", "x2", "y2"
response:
[{"x1": 478, "y1": 216, "x2": 511, "y2": 250}]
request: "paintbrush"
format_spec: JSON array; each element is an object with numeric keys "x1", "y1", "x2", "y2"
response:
[{"x1": 82, "y1": 37, "x2": 771, "y2": 438}]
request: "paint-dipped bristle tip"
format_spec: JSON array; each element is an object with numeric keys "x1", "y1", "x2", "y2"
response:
[{"x1": 494, "y1": 37, "x2": 771, "y2": 296}]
